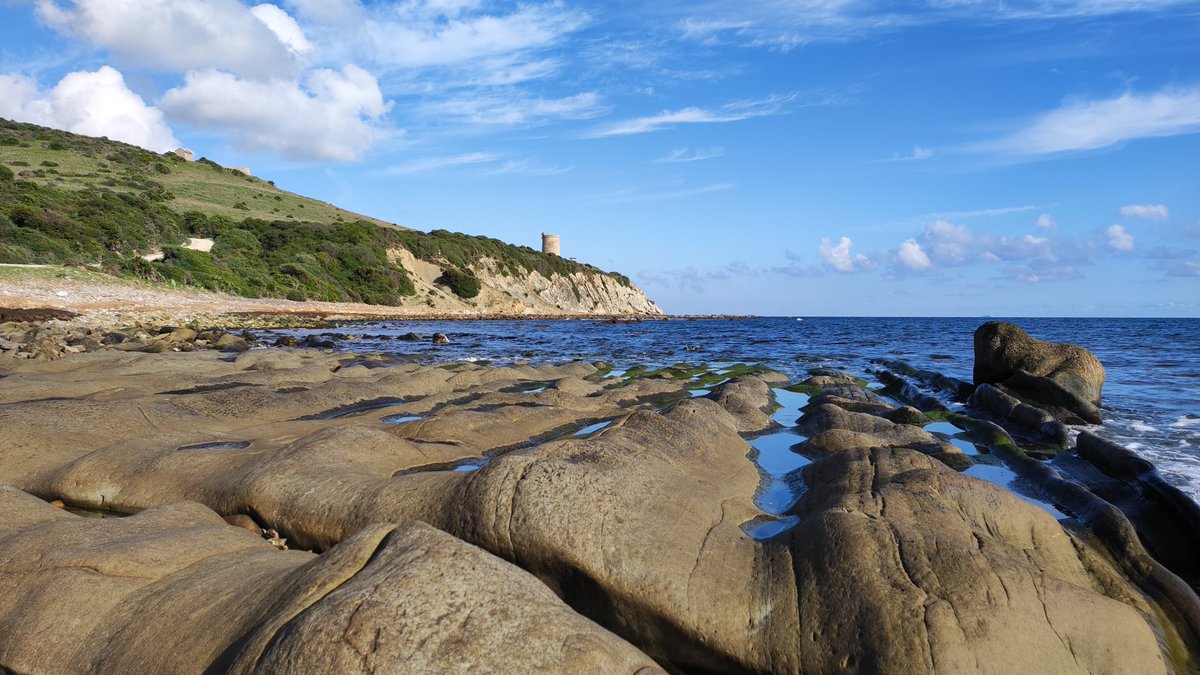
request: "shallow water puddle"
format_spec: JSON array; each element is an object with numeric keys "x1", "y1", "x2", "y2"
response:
[
  {"x1": 574, "y1": 421, "x2": 613, "y2": 437},
  {"x1": 964, "y1": 463, "x2": 1070, "y2": 520},
  {"x1": 741, "y1": 389, "x2": 812, "y2": 541},
  {"x1": 381, "y1": 414, "x2": 423, "y2": 425},
  {"x1": 177, "y1": 441, "x2": 252, "y2": 452},
  {"x1": 923, "y1": 421, "x2": 984, "y2": 457}
]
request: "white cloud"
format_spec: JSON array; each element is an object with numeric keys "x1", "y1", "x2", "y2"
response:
[
  {"x1": 1037, "y1": 213, "x2": 1057, "y2": 229},
  {"x1": 922, "y1": 219, "x2": 976, "y2": 264},
  {"x1": 819, "y1": 236, "x2": 873, "y2": 272},
  {"x1": 896, "y1": 239, "x2": 933, "y2": 271},
  {"x1": 0, "y1": 66, "x2": 178, "y2": 150},
  {"x1": 595, "y1": 182, "x2": 735, "y2": 204},
  {"x1": 979, "y1": 86, "x2": 1200, "y2": 156},
  {"x1": 883, "y1": 145, "x2": 933, "y2": 162},
  {"x1": 1106, "y1": 224, "x2": 1135, "y2": 251},
  {"x1": 417, "y1": 91, "x2": 605, "y2": 125},
  {"x1": 1120, "y1": 203, "x2": 1169, "y2": 220},
  {"x1": 382, "y1": 151, "x2": 499, "y2": 175},
  {"x1": 485, "y1": 158, "x2": 572, "y2": 176},
  {"x1": 587, "y1": 94, "x2": 795, "y2": 138},
  {"x1": 358, "y1": 2, "x2": 588, "y2": 69},
  {"x1": 160, "y1": 66, "x2": 389, "y2": 161},
  {"x1": 653, "y1": 147, "x2": 727, "y2": 163},
  {"x1": 35, "y1": 0, "x2": 301, "y2": 79},
  {"x1": 251, "y1": 4, "x2": 312, "y2": 56}
]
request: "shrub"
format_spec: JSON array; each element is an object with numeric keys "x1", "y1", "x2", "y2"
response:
[
  {"x1": 40, "y1": 161, "x2": 59, "y2": 167},
  {"x1": 0, "y1": 136, "x2": 19, "y2": 146},
  {"x1": 47, "y1": 141, "x2": 66, "y2": 150},
  {"x1": 0, "y1": 165, "x2": 12, "y2": 182},
  {"x1": 438, "y1": 267, "x2": 481, "y2": 298},
  {"x1": 153, "y1": 162, "x2": 171, "y2": 174}
]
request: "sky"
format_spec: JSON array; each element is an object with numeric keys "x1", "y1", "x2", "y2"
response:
[{"x1": 0, "y1": 0, "x2": 1198, "y2": 316}]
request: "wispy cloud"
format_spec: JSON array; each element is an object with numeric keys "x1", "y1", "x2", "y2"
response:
[
  {"x1": 484, "y1": 158, "x2": 572, "y2": 176},
  {"x1": 381, "y1": 152, "x2": 499, "y2": 175},
  {"x1": 881, "y1": 145, "x2": 934, "y2": 162},
  {"x1": 652, "y1": 147, "x2": 727, "y2": 163},
  {"x1": 1120, "y1": 203, "x2": 1170, "y2": 220},
  {"x1": 975, "y1": 86, "x2": 1200, "y2": 157},
  {"x1": 594, "y1": 182, "x2": 735, "y2": 203},
  {"x1": 586, "y1": 93, "x2": 798, "y2": 138},
  {"x1": 923, "y1": 204, "x2": 1045, "y2": 220},
  {"x1": 415, "y1": 91, "x2": 607, "y2": 126}
]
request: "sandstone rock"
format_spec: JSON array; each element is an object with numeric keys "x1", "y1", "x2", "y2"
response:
[
  {"x1": 0, "y1": 488, "x2": 660, "y2": 674},
  {"x1": 164, "y1": 327, "x2": 198, "y2": 343},
  {"x1": 714, "y1": 375, "x2": 776, "y2": 434},
  {"x1": 797, "y1": 403, "x2": 967, "y2": 469},
  {"x1": 974, "y1": 322, "x2": 1105, "y2": 422},
  {"x1": 224, "y1": 513, "x2": 262, "y2": 534},
  {"x1": 215, "y1": 333, "x2": 250, "y2": 352},
  {"x1": 786, "y1": 446, "x2": 1175, "y2": 674}
]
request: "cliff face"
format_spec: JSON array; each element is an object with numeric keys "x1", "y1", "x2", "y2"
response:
[{"x1": 387, "y1": 249, "x2": 661, "y2": 316}]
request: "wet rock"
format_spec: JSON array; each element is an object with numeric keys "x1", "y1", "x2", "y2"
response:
[
  {"x1": 274, "y1": 336, "x2": 301, "y2": 347},
  {"x1": 974, "y1": 322, "x2": 1105, "y2": 423},
  {"x1": 399, "y1": 332, "x2": 423, "y2": 342},
  {"x1": 301, "y1": 335, "x2": 335, "y2": 349},
  {"x1": 797, "y1": 403, "x2": 968, "y2": 469},
  {"x1": 968, "y1": 383, "x2": 1069, "y2": 447},
  {"x1": 432, "y1": 332, "x2": 450, "y2": 345},
  {"x1": 801, "y1": 373, "x2": 860, "y2": 388}
]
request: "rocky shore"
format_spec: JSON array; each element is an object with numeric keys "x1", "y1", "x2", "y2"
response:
[{"x1": 0, "y1": 321, "x2": 1198, "y2": 673}]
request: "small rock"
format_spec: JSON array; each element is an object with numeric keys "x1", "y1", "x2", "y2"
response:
[
  {"x1": 224, "y1": 514, "x2": 262, "y2": 535},
  {"x1": 263, "y1": 528, "x2": 288, "y2": 551},
  {"x1": 214, "y1": 334, "x2": 250, "y2": 352},
  {"x1": 49, "y1": 500, "x2": 66, "y2": 509},
  {"x1": 399, "y1": 332, "x2": 423, "y2": 342},
  {"x1": 275, "y1": 336, "x2": 302, "y2": 347},
  {"x1": 432, "y1": 333, "x2": 450, "y2": 345}
]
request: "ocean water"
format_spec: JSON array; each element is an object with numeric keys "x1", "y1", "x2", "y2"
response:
[{"x1": 264, "y1": 316, "x2": 1200, "y2": 500}]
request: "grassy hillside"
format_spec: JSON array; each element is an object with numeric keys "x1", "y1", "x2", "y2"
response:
[
  {"x1": 0, "y1": 118, "x2": 632, "y2": 308},
  {"x1": 0, "y1": 118, "x2": 393, "y2": 226}
]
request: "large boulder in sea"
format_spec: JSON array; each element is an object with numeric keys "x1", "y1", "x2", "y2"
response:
[{"x1": 973, "y1": 322, "x2": 1105, "y2": 424}]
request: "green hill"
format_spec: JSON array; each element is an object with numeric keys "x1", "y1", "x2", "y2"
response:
[{"x1": 0, "y1": 118, "x2": 632, "y2": 308}]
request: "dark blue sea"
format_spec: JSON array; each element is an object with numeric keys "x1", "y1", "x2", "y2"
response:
[{"x1": 265, "y1": 316, "x2": 1200, "y2": 500}]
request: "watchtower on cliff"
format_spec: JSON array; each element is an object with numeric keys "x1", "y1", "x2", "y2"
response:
[{"x1": 542, "y1": 233, "x2": 561, "y2": 256}]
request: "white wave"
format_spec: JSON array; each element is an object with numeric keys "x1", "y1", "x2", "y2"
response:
[
  {"x1": 1171, "y1": 415, "x2": 1200, "y2": 429},
  {"x1": 1131, "y1": 422, "x2": 1159, "y2": 433}
]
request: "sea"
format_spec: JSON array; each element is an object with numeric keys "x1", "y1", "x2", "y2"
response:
[{"x1": 262, "y1": 316, "x2": 1200, "y2": 501}]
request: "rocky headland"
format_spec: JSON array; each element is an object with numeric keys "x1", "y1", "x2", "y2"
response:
[{"x1": 0, "y1": 320, "x2": 1198, "y2": 673}]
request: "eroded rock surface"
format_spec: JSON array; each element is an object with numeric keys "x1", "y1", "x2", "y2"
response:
[
  {"x1": 974, "y1": 322, "x2": 1105, "y2": 424},
  {"x1": 0, "y1": 351, "x2": 1196, "y2": 673}
]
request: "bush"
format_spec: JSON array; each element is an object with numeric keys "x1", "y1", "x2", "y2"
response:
[
  {"x1": 47, "y1": 141, "x2": 67, "y2": 150},
  {"x1": 438, "y1": 267, "x2": 481, "y2": 298},
  {"x1": 0, "y1": 136, "x2": 19, "y2": 146},
  {"x1": 0, "y1": 165, "x2": 12, "y2": 182}
]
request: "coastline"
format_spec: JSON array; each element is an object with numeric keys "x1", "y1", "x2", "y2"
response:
[{"x1": 0, "y1": 263, "x2": 754, "y2": 330}]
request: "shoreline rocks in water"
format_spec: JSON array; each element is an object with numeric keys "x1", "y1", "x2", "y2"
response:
[
  {"x1": 974, "y1": 321, "x2": 1106, "y2": 424},
  {"x1": 0, "y1": 323, "x2": 1197, "y2": 672}
]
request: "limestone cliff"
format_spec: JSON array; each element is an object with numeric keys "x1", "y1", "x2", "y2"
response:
[{"x1": 388, "y1": 248, "x2": 661, "y2": 316}]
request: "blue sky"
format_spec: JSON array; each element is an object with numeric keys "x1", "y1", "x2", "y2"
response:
[{"x1": 1, "y1": 0, "x2": 1198, "y2": 316}]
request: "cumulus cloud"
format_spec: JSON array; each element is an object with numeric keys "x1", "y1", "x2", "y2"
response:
[
  {"x1": 910, "y1": 219, "x2": 1091, "y2": 282},
  {"x1": 819, "y1": 236, "x2": 874, "y2": 272},
  {"x1": 160, "y1": 66, "x2": 389, "y2": 161},
  {"x1": 35, "y1": 0, "x2": 303, "y2": 79},
  {"x1": 1037, "y1": 213, "x2": 1057, "y2": 229},
  {"x1": 0, "y1": 66, "x2": 178, "y2": 150},
  {"x1": 250, "y1": 3, "x2": 312, "y2": 56},
  {"x1": 1106, "y1": 224, "x2": 1135, "y2": 251},
  {"x1": 896, "y1": 239, "x2": 933, "y2": 271},
  {"x1": 1120, "y1": 203, "x2": 1170, "y2": 220},
  {"x1": 978, "y1": 86, "x2": 1200, "y2": 156}
]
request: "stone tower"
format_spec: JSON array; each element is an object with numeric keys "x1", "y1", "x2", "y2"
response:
[{"x1": 542, "y1": 233, "x2": 561, "y2": 256}]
